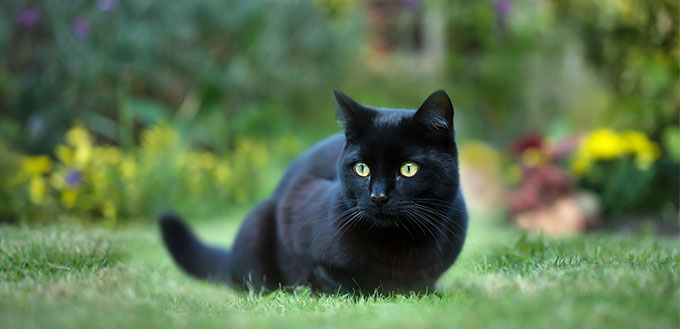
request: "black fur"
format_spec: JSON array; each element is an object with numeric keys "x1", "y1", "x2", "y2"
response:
[{"x1": 160, "y1": 89, "x2": 468, "y2": 295}]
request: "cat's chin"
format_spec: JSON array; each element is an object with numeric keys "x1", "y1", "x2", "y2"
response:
[{"x1": 367, "y1": 211, "x2": 407, "y2": 227}]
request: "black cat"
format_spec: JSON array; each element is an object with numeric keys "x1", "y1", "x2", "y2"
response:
[{"x1": 160, "y1": 89, "x2": 468, "y2": 295}]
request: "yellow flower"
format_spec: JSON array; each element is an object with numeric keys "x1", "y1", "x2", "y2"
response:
[
  {"x1": 91, "y1": 170, "x2": 108, "y2": 189},
  {"x1": 94, "y1": 146, "x2": 121, "y2": 165},
  {"x1": 621, "y1": 130, "x2": 660, "y2": 170},
  {"x1": 573, "y1": 128, "x2": 660, "y2": 175},
  {"x1": 49, "y1": 172, "x2": 66, "y2": 190},
  {"x1": 66, "y1": 125, "x2": 92, "y2": 148},
  {"x1": 102, "y1": 201, "x2": 117, "y2": 219},
  {"x1": 571, "y1": 155, "x2": 592, "y2": 176},
  {"x1": 21, "y1": 155, "x2": 52, "y2": 176},
  {"x1": 141, "y1": 123, "x2": 179, "y2": 153},
  {"x1": 460, "y1": 141, "x2": 501, "y2": 170},
  {"x1": 582, "y1": 129, "x2": 626, "y2": 160},
  {"x1": 60, "y1": 190, "x2": 78, "y2": 209},
  {"x1": 521, "y1": 148, "x2": 547, "y2": 167},
  {"x1": 74, "y1": 144, "x2": 92, "y2": 167},
  {"x1": 215, "y1": 161, "x2": 232, "y2": 184},
  {"x1": 197, "y1": 152, "x2": 216, "y2": 171},
  {"x1": 59, "y1": 125, "x2": 95, "y2": 167},
  {"x1": 29, "y1": 176, "x2": 47, "y2": 205},
  {"x1": 56, "y1": 145, "x2": 74, "y2": 165},
  {"x1": 635, "y1": 152, "x2": 656, "y2": 170},
  {"x1": 236, "y1": 138, "x2": 269, "y2": 168},
  {"x1": 121, "y1": 157, "x2": 137, "y2": 180}
]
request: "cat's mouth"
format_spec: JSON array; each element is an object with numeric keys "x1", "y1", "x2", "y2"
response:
[{"x1": 369, "y1": 208, "x2": 404, "y2": 221}]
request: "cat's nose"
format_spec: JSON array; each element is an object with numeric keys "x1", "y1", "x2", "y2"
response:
[{"x1": 370, "y1": 193, "x2": 388, "y2": 206}]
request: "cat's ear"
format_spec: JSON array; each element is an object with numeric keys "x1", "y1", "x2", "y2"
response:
[
  {"x1": 414, "y1": 89, "x2": 454, "y2": 132},
  {"x1": 333, "y1": 87, "x2": 365, "y2": 128}
]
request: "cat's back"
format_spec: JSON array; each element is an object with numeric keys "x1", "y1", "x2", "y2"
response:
[{"x1": 271, "y1": 133, "x2": 345, "y2": 198}]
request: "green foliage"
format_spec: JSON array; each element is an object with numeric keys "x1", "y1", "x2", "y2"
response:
[
  {"x1": 443, "y1": 0, "x2": 569, "y2": 143},
  {"x1": 0, "y1": 0, "x2": 361, "y2": 152},
  {"x1": 550, "y1": 0, "x2": 679, "y2": 132},
  {"x1": 442, "y1": 0, "x2": 678, "y2": 221},
  {"x1": 0, "y1": 141, "x2": 25, "y2": 222},
  {"x1": 580, "y1": 158, "x2": 658, "y2": 216},
  {"x1": 0, "y1": 0, "x2": 677, "y2": 224},
  {"x1": 663, "y1": 126, "x2": 680, "y2": 162},
  {"x1": 569, "y1": 128, "x2": 675, "y2": 218},
  {"x1": 442, "y1": 0, "x2": 678, "y2": 143}
]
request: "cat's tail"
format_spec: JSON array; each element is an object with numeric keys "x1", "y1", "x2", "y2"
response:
[{"x1": 159, "y1": 212, "x2": 231, "y2": 284}]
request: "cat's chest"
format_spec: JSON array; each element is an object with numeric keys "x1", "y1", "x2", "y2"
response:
[
  {"x1": 316, "y1": 238, "x2": 442, "y2": 293},
  {"x1": 337, "y1": 230, "x2": 447, "y2": 273}
]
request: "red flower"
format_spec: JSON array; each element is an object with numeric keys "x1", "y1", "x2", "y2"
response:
[{"x1": 512, "y1": 133, "x2": 543, "y2": 155}]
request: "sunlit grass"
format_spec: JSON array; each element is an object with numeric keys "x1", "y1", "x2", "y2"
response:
[{"x1": 0, "y1": 217, "x2": 677, "y2": 329}]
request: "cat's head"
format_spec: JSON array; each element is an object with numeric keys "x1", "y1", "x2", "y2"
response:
[{"x1": 334, "y1": 88, "x2": 461, "y2": 226}]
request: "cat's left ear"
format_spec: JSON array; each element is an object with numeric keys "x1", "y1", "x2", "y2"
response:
[
  {"x1": 333, "y1": 87, "x2": 365, "y2": 127},
  {"x1": 414, "y1": 89, "x2": 454, "y2": 132}
]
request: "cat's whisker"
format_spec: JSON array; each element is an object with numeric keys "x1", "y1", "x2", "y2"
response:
[
  {"x1": 409, "y1": 206, "x2": 465, "y2": 247},
  {"x1": 319, "y1": 208, "x2": 360, "y2": 263},
  {"x1": 405, "y1": 211, "x2": 428, "y2": 237},
  {"x1": 319, "y1": 205, "x2": 370, "y2": 264},
  {"x1": 402, "y1": 209, "x2": 443, "y2": 256},
  {"x1": 398, "y1": 218, "x2": 414, "y2": 236},
  {"x1": 306, "y1": 204, "x2": 354, "y2": 239},
  {"x1": 408, "y1": 203, "x2": 467, "y2": 235},
  {"x1": 415, "y1": 202, "x2": 479, "y2": 252},
  {"x1": 410, "y1": 198, "x2": 468, "y2": 212},
  {"x1": 311, "y1": 204, "x2": 360, "y2": 257}
]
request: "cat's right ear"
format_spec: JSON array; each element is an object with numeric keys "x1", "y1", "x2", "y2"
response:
[
  {"x1": 333, "y1": 87, "x2": 363, "y2": 128},
  {"x1": 414, "y1": 89, "x2": 454, "y2": 133}
]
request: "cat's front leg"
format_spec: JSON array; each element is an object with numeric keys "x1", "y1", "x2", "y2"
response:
[{"x1": 309, "y1": 265, "x2": 352, "y2": 294}]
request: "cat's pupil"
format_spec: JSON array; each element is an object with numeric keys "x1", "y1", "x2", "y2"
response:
[
  {"x1": 399, "y1": 161, "x2": 418, "y2": 177},
  {"x1": 354, "y1": 162, "x2": 370, "y2": 177}
]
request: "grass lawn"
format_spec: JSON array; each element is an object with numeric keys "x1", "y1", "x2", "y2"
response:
[{"x1": 1, "y1": 214, "x2": 678, "y2": 329}]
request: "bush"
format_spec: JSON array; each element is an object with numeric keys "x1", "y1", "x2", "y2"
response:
[
  {"x1": 0, "y1": 123, "x2": 304, "y2": 225},
  {"x1": 571, "y1": 128, "x2": 678, "y2": 219},
  {"x1": 442, "y1": 0, "x2": 678, "y2": 143},
  {"x1": 0, "y1": 0, "x2": 361, "y2": 153},
  {"x1": 549, "y1": 0, "x2": 679, "y2": 133}
]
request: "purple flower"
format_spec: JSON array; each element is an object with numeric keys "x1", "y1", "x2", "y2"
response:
[
  {"x1": 495, "y1": 0, "x2": 512, "y2": 17},
  {"x1": 402, "y1": 0, "x2": 419, "y2": 8},
  {"x1": 72, "y1": 18, "x2": 91, "y2": 39},
  {"x1": 97, "y1": 0, "x2": 118, "y2": 12},
  {"x1": 495, "y1": 0, "x2": 512, "y2": 32},
  {"x1": 65, "y1": 170, "x2": 82, "y2": 187},
  {"x1": 16, "y1": 7, "x2": 38, "y2": 28}
]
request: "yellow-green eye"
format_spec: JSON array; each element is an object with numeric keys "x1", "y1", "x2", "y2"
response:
[
  {"x1": 354, "y1": 162, "x2": 370, "y2": 177},
  {"x1": 400, "y1": 161, "x2": 419, "y2": 177}
]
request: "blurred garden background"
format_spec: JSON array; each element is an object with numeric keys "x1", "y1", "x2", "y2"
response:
[
  {"x1": 0, "y1": 0, "x2": 678, "y2": 230},
  {"x1": 0, "y1": 1, "x2": 679, "y2": 328}
]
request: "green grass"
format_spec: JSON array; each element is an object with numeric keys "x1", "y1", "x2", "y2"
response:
[{"x1": 1, "y1": 215, "x2": 678, "y2": 329}]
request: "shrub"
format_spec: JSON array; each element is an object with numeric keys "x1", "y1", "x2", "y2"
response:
[
  {"x1": 0, "y1": 0, "x2": 361, "y2": 153},
  {"x1": 1, "y1": 123, "x2": 304, "y2": 225}
]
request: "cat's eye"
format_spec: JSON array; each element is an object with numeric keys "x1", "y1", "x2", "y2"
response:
[
  {"x1": 399, "y1": 161, "x2": 419, "y2": 177},
  {"x1": 354, "y1": 162, "x2": 370, "y2": 177}
]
